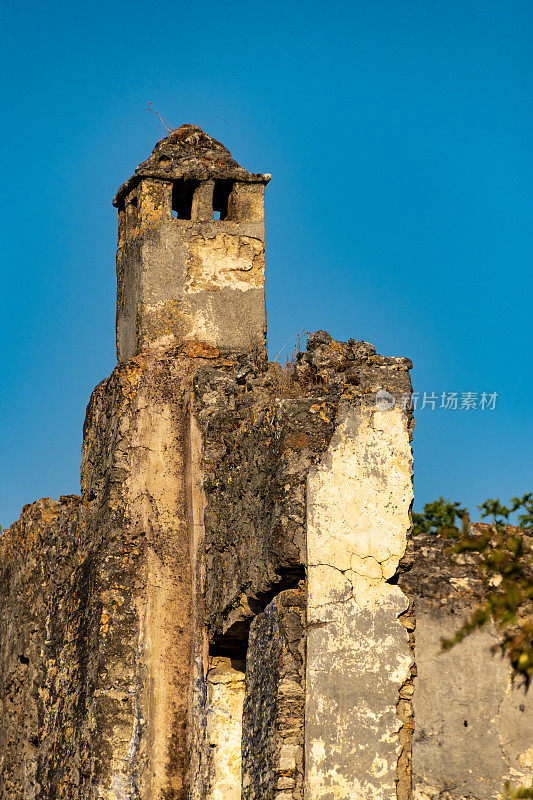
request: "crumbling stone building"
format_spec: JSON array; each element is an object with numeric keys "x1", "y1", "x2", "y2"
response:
[{"x1": 1, "y1": 125, "x2": 531, "y2": 800}]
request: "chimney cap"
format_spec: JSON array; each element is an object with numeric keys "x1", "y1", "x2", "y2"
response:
[{"x1": 113, "y1": 124, "x2": 271, "y2": 207}]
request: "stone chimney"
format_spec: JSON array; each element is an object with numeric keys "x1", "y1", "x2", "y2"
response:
[{"x1": 112, "y1": 124, "x2": 271, "y2": 362}]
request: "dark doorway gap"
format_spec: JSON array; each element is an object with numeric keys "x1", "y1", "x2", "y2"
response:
[{"x1": 209, "y1": 566, "x2": 305, "y2": 662}]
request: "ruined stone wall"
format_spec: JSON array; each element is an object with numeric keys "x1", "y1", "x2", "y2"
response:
[
  {"x1": 189, "y1": 332, "x2": 415, "y2": 800},
  {"x1": 1, "y1": 352, "x2": 200, "y2": 800},
  {"x1": 399, "y1": 529, "x2": 533, "y2": 800},
  {"x1": 1, "y1": 331, "x2": 417, "y2": 800},
  {"x1": 193, "y1": 332, "x2": 413, "y2": 650},
  {"x1": 241, "y1": 585, "x2": 306, "y2": 800},
  {"x1": 0, "y1": 496, "x2": 87, "y2": 799},
  {"x1": 6, "y1": 328, "x2": 528, "y2": 800},
  {"x1": 1, "y1": 124, "x2": 438, "y2": 800}
]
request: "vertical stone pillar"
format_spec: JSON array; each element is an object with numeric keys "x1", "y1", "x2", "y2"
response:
[
  {"x1": 125, "y1": 356, "x2": 193, "y2": 800},
  {"x1": 241, "y1": 586, "x2": 306, "y2": 800},
  {"x1": 79, "y1": 353, "x2": 196, "y2": 800},
  {"x1": 305, "y1": 404, "x2": 414, "y2": 800}
]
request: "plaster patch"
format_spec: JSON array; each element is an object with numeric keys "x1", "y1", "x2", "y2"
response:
[
  {"x1": 186, "y1": 233, "x2": 264, "y2": 293},
  {"x1": 412, "y1": 611, "x2": 533, "y2": 799},
  {"x1": 206, "y1": 657, "x2": 245, "y2": 800},
  {"x1": 305, "y1": 404, "x2": 413, "y2": 800}
]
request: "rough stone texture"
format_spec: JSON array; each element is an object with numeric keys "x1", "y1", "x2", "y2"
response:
[
  {"x1": 241, "y1": 586, "x2": 306, "y2": 800},
  {"x1": 189, "y1": 332, "x2": 414, "y2": 800},
  {"x1": 0, "y1": 496, "x2": 86, "y2": 800},
  {"x1": 399, "y1": 531, "x2": 533, "y2": 800},
  {"x1": 305, "y1": 404, "x2": 414, "y2": 800},
  {"x1": 1, "y1": 319, "x2": 416, "y2": 800},
  {"x1": 113, "y1": 124, "x2": 270, "y2": 207},
  {"x1": 194, "y1": 369, "x2": 334, "y2": 653},
  {"x1": 4, "y1": 315, "x2": 528, "y2": 800},
  {"x1": 192, "y1": 331, "x2": 413, "y2": 655}
]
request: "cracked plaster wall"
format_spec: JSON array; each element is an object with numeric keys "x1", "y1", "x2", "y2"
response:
[
  {"x1": 412, "y1": 615, "x2": 533, "y2": 800},
  {"x1": 305, "y1": 404, "x2": 414, "y2": 800}
]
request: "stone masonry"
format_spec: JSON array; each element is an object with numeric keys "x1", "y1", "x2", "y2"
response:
[{"x1": 0, "y1": 125, "x2": 531, "y2": 800}]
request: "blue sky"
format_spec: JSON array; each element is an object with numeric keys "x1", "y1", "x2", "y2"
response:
[{"x1": 1, "y1": 0, "x2": 531, "y2": 526}]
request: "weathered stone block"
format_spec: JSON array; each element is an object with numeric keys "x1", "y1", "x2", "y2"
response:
[{"x1": 400, "y1": 532, "x2": 533, "y2": 800}]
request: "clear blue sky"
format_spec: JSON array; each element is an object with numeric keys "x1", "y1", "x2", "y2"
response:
[{"x1": 1, "y1": 0, "x2": 532, "y2": 527}]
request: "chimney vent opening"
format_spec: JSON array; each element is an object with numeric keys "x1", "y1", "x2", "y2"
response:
[
  {"x1": 172, "y1": 179, "x2": 198, "y2": 220},
  {"x1": 213, "y1": 179, "x2": 234, "y2": 221}
]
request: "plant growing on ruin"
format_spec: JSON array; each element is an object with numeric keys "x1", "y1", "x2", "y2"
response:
[
  {"x1": 479, "y1": 493, "x2": 533, "y2": 528},
  {"x1": 411, "y1": 496, "x2": 468, "y2": 537},
  {"x1": 145, "y1": 102, "x2": 176, "y2": 133},
  {"x1": 504, "y1": 781, "x2": 533, "y2": 800},
  {"x1": 412, "y1": 494, "x2": 533, "y2": 683}
]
